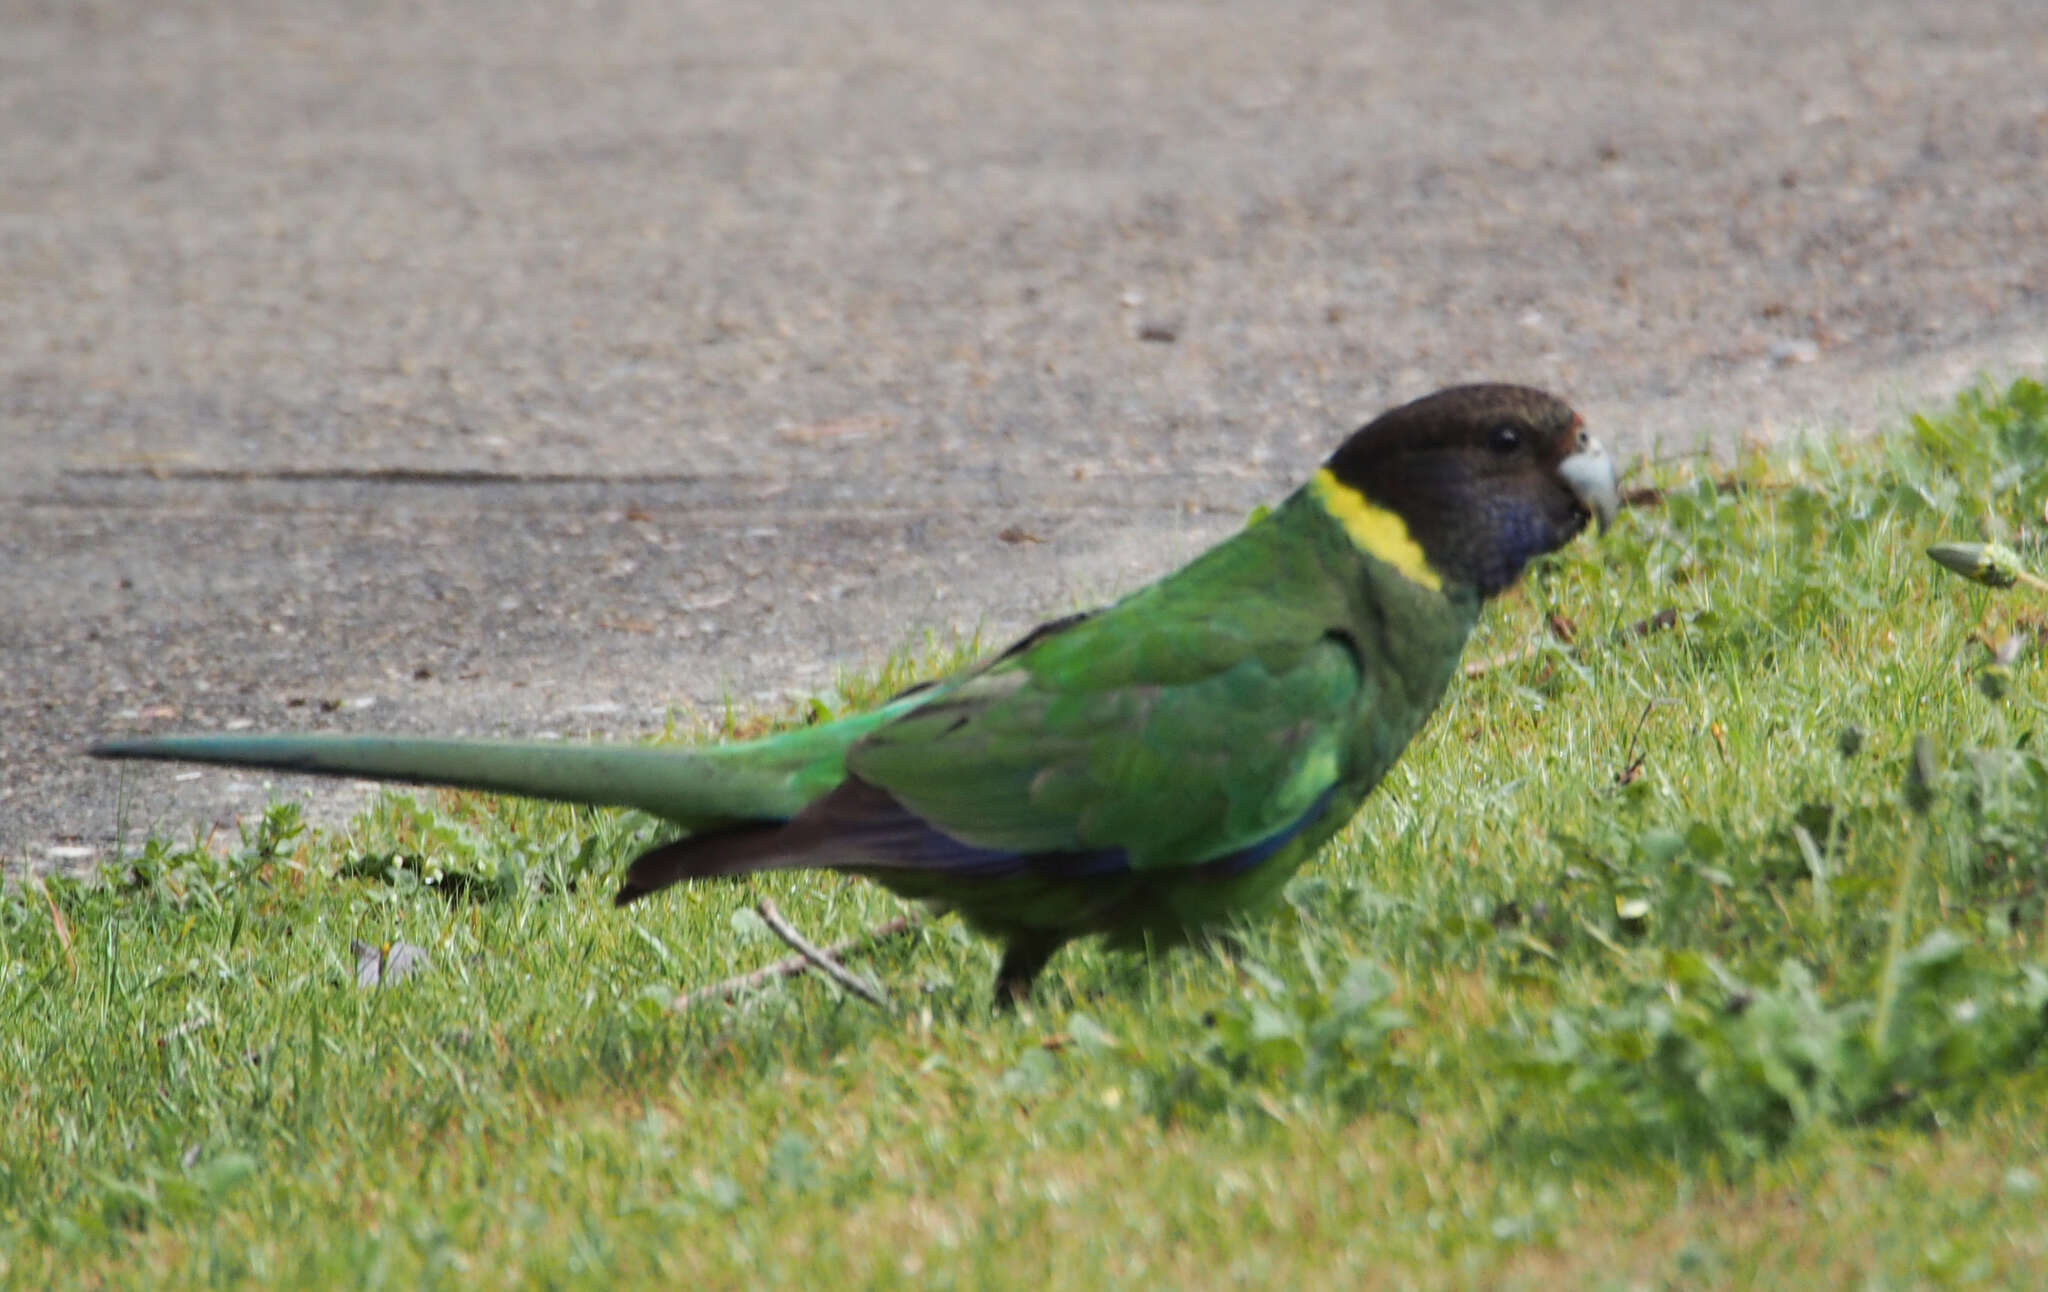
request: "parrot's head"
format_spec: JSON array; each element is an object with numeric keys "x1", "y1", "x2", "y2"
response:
[{"x1": 1320, "y1": 383, "x2": 1618, "y2": 598}]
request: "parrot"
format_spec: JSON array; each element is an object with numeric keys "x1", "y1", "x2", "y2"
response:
[{"x1": 93, "y1": 384, "x2": 1618, "y2": 1005}]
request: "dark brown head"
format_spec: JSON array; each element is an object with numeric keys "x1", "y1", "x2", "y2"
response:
[{"x1": 1322, "y1": 384, "x2": 1616, "y2": 597}]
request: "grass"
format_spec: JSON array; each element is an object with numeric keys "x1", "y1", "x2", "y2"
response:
[{"x1": 8, "y1": 378, "x2": 2048, "y2": 1287}]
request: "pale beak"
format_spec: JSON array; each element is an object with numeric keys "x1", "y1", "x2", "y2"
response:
[{"x1": 1557, "y1": 436, "x2": 1620, "y2": 532}]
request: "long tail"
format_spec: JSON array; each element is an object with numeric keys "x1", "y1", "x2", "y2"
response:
[{"x1": 90, "y1": 732, "x2": 845, "y2": 832}]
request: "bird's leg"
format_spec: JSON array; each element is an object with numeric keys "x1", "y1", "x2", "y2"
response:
[{"x1": 991, "y1": 936, "x2": 1064, "y2": 1011}]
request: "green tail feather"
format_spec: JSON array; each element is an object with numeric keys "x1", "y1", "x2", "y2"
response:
[{"x1": 89, "y1": 730, "x2": 860, "y2": 830}]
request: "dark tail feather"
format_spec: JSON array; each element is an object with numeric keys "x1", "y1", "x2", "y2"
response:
[
  {"x1": 614, "y1": 775, "x2": 1016, "y2": 906},
  {"x1": 615, "y1": 820, "x2": 826, "y2": 906}
]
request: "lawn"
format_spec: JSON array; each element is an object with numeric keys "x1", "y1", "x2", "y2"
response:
[{"x1": 6, "y1": 379, "x2": 2048, "y2": 1287}]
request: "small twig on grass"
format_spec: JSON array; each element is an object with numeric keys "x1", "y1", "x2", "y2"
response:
[
  {"x1": 1621, "y1": 477, "x2": 1782, "y2": 509},
  {"x1": 754, "y1": 899, "x2": 892, "y2": 1007},
  {"x1": 1463, "y1": 614, "x2": 1575, "y2": 679},
  {"x1": 39, "y1": 881, "x2": 75, "y2": 977},
  {"x1": 672, "y1": 910, "x2": 917, "y2": 1011},
  {"x1": 1463, "y1": 606, "x2": 1679, "y2": 680},
  {"x1": 1613, "y1": 698, "x2": 1659, "y2": 787},
  {"x1": 158, "y1": 1009, "x2": 214, "y2": 1048}
]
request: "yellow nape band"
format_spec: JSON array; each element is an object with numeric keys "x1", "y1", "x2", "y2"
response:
[{"x1": 1309, "y1": 469, "x2": 1442, "y2": 591}]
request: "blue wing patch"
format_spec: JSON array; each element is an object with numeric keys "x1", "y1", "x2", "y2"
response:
[{"x1": 824, "y1": 779, "x2": 1336, "y2": 883}]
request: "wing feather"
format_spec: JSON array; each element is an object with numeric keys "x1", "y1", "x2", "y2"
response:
[{"x1": 847, "y1": 627, "x2": 1363, "y2": 872}]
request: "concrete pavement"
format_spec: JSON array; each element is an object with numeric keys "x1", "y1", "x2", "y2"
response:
[{"x1": 5, "y1": 0, "x2": 2044, "y2": 867}]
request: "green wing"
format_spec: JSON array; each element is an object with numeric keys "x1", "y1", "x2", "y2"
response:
[{"x1": 847, "y1": 610, "x2": 1363, "y2": 872}]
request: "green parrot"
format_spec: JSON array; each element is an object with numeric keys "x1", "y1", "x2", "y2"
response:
[{"x1": 93, "y1": 384, "x2": 1617, "y2": 1004}]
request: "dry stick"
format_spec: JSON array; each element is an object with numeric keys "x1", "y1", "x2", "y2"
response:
[
  {"x1": 1461, "y1": 642, "x2": 1541, "y2": 680},
  {"x1": 1463, "y1": 606, "x2": 1679, "y2": 681},
  {"x1": 158, "y1": 1009, "x2": 214, "y2": 1048},
  {"x1": 1621, "y1": 478, "x2": 1783, "y2": 509},
  {"x1": 40, "y1": 880, "x2": 76, "y2": 977},
  {"x1": 752, "y1": 899, "x2": 892, "y2": 1007},
  {"x1": 672, "y1": 912, "x2": 917, "y2": 1011}
]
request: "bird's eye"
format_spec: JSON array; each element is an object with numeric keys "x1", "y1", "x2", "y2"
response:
[{"x1": 1487, "y1": 425, "x2": 1524, "y2": 455}]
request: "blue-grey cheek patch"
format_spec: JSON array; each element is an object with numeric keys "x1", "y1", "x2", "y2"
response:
[{"x1": 1475, "y1": 500, "x2": 1556, "y2": 596}]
